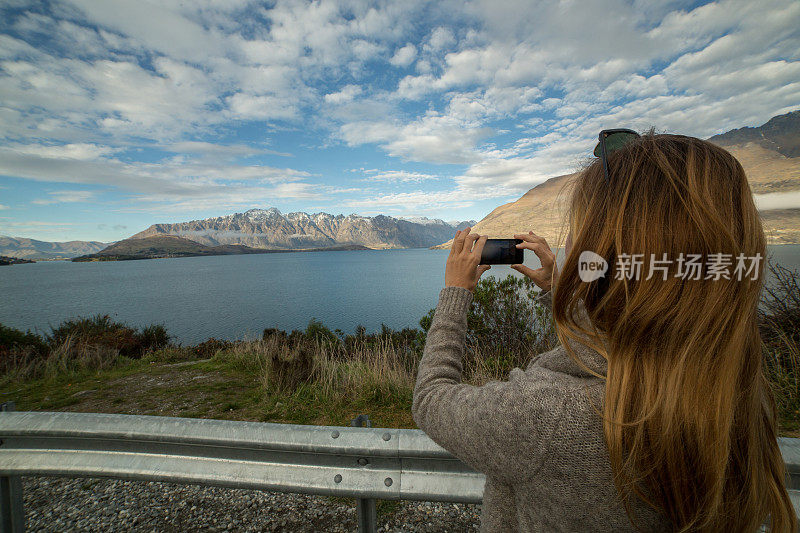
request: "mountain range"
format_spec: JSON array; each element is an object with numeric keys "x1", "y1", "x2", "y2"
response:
[
  {"x1": 0, "y1": 236, "x2": 110, "y2": 260},
  {"x1": 129, "y1": 208, "x2": 476, "y2": 251},
  {"x1": 0, "y1": 212, "x2": 476, "y2": 259},
  {"x1": 71, "y1": 234, "x2": 370, "y2": 262},
  {"x1": 432, "y1": 110, "x2": 800, "y2": 249}
]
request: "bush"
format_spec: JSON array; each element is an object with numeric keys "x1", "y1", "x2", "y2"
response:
[
  {"x1": 267, "y1": 339, "x2": 316, "y2": 394},
  {"x1": 47, "y1": 314, "x2": 174, "y2": 359},
  {"x1": 420, "y1": 275, "x2": 556, "y2": 380},
  {"x1": 759, "y1": 260, "x2": 800, "y2": 430},
  {"x1": 193, "y1": 338, "x2": 233, "y2": 358},
  {"x1": 759, "y1": 261, "x2": 800, "y2": 349},
  {"x1": 48, "y1": 314, "x2": 143, "y2": 357},
  {"x1": 305, "y1": 318, "x2": 339, "y2": 346},
  {"x1": 0, "y1": 316, "x2": 178, "y2": 383},
  {"x1": 138, "y1": 324, "x2": 172, "y2": 352},
  {"x1": 0, "y1": 324, "x2": 48, "y2": 357},
  {"x1": 0, "y1": 324, "x2": 49, "y2": 379}
]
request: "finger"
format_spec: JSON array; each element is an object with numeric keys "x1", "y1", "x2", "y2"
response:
[
  {"x1": 513, "y1": 232, "x2": 548, "y2": 247},
  {"x1": 471, "y1": 234, "x2": 488, "y2": 260},
  {"x1": 462, "y1": 232, "x2": 480, "y2": 254},
  {"x1": 515, "y1": 242, "x2": 555, "y2": 267},
  {"x1": 510, "y1": 264, "x2": 547, "y2": 284},
  {"x1": 453, "y1": 228, "x2": 467, "y2": 254},
  {"x1": 536, "y1": 232, "x2": 550, "y2": 250},
  {"x1": 477, "y1": 264, "x2": 491, "y2": 277},
  {"x1": 449, "y1": 230, "x2": 461, "y2": 255}
]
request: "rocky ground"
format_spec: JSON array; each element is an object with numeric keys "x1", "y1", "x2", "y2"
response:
[{"x1": 22, "y1": 476, "x2": 481, "y2": 532}]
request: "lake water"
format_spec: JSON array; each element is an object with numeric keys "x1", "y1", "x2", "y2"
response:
[{"x1": 2, "y1": 245, "x2": 799, "y2": 345}]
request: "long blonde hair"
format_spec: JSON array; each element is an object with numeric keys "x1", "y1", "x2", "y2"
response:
[{"x1": 551, "y1": 133, "x2": 796, "y2": 532}]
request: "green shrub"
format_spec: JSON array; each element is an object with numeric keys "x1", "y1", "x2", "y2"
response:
[
  {"x1": 760, "y1": 261, "x2": 800, "y2": 349},
  {"x1": 138, "y1": 324, "x2": 172, "y2": 352},
  {"x1": 759, "y1": 260, "x2": 800, "y2": 430},
  {"x1": 0, "y1": 324, "x2": 48, "y2": 356},
  {"x1": 0, "y1": 324, "x2": 50, "y2": 379},
  {"x1": 47, "y1": 315, "x2": 174, "y2": 359},
  {"x1": 420, "y1": 275, "x2": 556, "y2": 379},
  {"x1": 193, "y1": 338, "x2": 233, "y2": 358},
  {"x1": 263, "y1": 328, "x2": 288, "y2": 340},
  {"x1": 305, "y1": 318, "x2": 339, "y2": 346},
  {"x1": 48, "y1": 314, "x2": 143, "y2": 357}
]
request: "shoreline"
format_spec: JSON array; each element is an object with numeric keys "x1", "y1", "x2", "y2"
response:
[{"x1": 5, "y1": 241, "x2": 799, "y2": 262}]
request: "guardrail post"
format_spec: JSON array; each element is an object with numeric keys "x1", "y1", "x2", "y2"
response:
[
  {"x1": 351, "y1": 414, "x2": 377, "y2": 533},
  {"x1": 0, "y1": 402, "x2": 24, "y2": 533}
]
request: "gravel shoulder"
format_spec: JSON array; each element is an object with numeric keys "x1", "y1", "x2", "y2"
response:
[{"x1": 23, "y1": 476, "x2": 481, "y2": 532}]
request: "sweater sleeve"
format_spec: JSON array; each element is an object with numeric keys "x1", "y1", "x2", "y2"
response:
[{"x1": 412, "y1": 286, "x2": 567, "y2": 485}]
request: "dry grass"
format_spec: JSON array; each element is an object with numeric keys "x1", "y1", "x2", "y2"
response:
[
  {"x1": 212, "y1": 335, "x2": 417, "y2": 404},
  {"x1": 1, "y1": 333, "x2": 122, "y2": 385},
  {"x1": 762, "y1": 321, "x2": 800, "y2": 432},
  {"x1": 208, "y1": 328, "x2": 535, "y2": 419}
]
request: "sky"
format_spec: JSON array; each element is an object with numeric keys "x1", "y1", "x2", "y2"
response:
[{"x1": 0, "y1": 0, "x2": 799, "y2": 243}]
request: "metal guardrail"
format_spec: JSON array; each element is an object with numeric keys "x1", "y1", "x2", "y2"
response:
[
  {"x1": 0, "y1": 406, "x2": 797, "y2": 532},
  {"x1": 0, "y1": 408, "x2": 483, "y2": 532}
]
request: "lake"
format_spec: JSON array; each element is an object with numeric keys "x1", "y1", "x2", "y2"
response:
[{"x1": 2, "y1": 245, "x2": 799, "y2": 345}]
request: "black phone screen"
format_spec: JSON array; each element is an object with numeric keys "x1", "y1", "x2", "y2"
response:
[{"x1": 479, "y1": 238, "x2": 524, "y2": 265}]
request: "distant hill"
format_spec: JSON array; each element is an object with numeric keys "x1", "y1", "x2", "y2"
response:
[
  {"x1": 433, "y1": 110, "x2": 800, "y2": 249},
  {"x1": 130, "y1": 208, "x2": 476, "y2": 250},
  {"x1": 708, "y1": 110, "x2": 800, "y2": 158},
  {"x1": 0, "y1": 255, "x2": 35, "y2": 265},
  {"x1": 0, "y1": 236, "x2": 111, "y2": 260},
  {"x1": 759, "y1": 209, "x2": 800, "y2": 245},
  {"x1": 72, "y1": 234, "x2": 372, "y2": 261}
]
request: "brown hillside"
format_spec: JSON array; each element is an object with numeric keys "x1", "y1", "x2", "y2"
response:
[{"x1": 434, "y1": 128, "x2": 800, "y2": 249}]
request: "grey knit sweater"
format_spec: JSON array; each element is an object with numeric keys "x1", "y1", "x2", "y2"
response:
[{"x1": 412, "y1": 286, "x2": 672, "y2": 532}]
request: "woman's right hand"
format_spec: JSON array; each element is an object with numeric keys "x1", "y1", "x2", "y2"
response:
[{"x1": 510, "y1": 231, "x2": 557, "y2": 292}]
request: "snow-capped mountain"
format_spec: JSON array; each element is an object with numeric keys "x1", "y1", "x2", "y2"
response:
[{"x1": 129, "y1": 208, "x2": 477, "y2": 250}]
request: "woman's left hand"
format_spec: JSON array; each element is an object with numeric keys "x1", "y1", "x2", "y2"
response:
[{"x1": 445, "y1": 227, "x2": 491, "y2": 293}]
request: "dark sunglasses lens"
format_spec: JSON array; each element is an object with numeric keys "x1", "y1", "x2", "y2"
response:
[{"x1": 593, "y1": 131, "x2": 638, "y2": 157}]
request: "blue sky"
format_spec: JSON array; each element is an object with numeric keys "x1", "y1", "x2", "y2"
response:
[{"x1": 0, "y1": 0, "x2": 798, "y2": 243}]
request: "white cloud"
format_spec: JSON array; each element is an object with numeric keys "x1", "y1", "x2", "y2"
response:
[
  {"x1": 389, "y1": 44, "x2": 417, "y2": 67},
  {"x1": 115, "y1": 182, "x2": 356, "y2": 215},
  {"x1": 0, "y1": 145, "x2": 313, "y2": 201},
  {"x1": 7, "y1": 143, "x2": 117, "y2": 160},
  {"x1": 32, "y1": 190, "x2": 98, "y2": 205},
  {"x1": 324, "y1": 84, "x2": 363, "y2": 104},
  {"x1": 0, "y1": 220, "x2": 80, "y2": 241},
  {"x1": 2, "y1": 0, "x2": 799, "y2": 228},
  {"x1": 166, "y1": 141, "x2": 291, "y2": 158},
  {"x1": 342, "y1": 184, "x2": 517, "y2": 215},
  {"x1": 226, "y1": 92, "x2": 300, "y2": 121},
  {"x1": 343, "y1": 0, "x2": 800, "y2": 192},
  {"x1": 425, "y1": 27, "x2": 456, "y2": 52},
  {"x1": 340, "y1": 112, "x2": 493, "y2": 164},
  {"x1": 361, "y1": 170, "x2": 439, "y2": 183},
  {"x1": 754, "y1": 190, "x2": 800, "y2": 211}
]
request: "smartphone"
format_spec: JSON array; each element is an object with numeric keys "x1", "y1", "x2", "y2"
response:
[{"x1": 479, "y1": 238, "x2": 524, "y2": 265}]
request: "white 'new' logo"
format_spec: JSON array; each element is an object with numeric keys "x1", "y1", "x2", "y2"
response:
[{"x1": 578, "y1": 251, "x2": 608, "y2": 282}]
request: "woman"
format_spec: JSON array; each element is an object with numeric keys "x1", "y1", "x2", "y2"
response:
[{"x1": 412, "y1": 133, "x2": 797, "y2": 532}]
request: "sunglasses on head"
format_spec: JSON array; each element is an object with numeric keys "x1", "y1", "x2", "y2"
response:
[{"x1": 593, "y1": 129, "x2": 640, "y2": 182}]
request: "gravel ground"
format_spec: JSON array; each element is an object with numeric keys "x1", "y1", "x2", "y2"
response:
[{"x1": 22, "y1": 476, "x2": 481, "y2": 532}]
